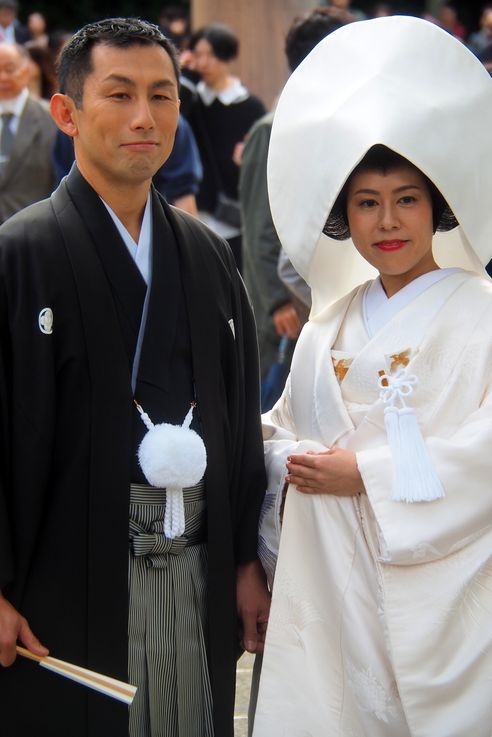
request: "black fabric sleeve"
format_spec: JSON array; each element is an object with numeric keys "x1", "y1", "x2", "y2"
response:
[
  {"x1": 230, "y1": 258, "x2": 267, "y2": 564},
  {"x1": 0, "y1": 245, "x2": 14, "y2": 590}
]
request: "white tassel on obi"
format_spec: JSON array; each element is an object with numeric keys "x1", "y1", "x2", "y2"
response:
[
  {"x1": 135, "y1": 401, "x2": 207, "y2": 538},
  {"x1": 378, "y1": 368, "x2": 444, "y2": 503}
]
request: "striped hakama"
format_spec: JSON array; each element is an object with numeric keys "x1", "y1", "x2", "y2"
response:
[{"x1": 128, "y1": 481, "x2": 213, "y2": 737}]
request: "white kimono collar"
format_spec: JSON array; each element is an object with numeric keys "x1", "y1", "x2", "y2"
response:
[
  {"x1": 101, "y1": 193, "x2": 152, "y2": 285},
  {"x1": 197, "y1": 79, "x2": 249, "y2": 106},
  {"x1": 363, "y1": 268, "x2": 462, "y2": 338}
]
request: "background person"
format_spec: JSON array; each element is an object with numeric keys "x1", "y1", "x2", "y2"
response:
[
  {"x1": 188, "y1": 22, "x2": 265, "y2": 270},
  {"x1": 26, "y1": 10, "x2": 48, "y2": 48},
  {"x1": 239, "y1": 8, "x2": 344, "y2": 399},
  {"x1": 371, "y1": 2, "x2": 394, "y2": 16},
  {"x1": 0, "y1": 0, "x2": 29, "y2": 44},
  {"x1": 468, "y1": 3, "x2": 492, "y2": 55},
  {"x1": 158, "y1": 4, "x2": 190, "y2": 51},
  {"x1": 321, "y1": 0, "x2": 366, "y2": 22},
  {"x1": 0, "y1": 41, "x2": 55, "y2": 223},
  {"x1": 436, "y1": 1, "x2": 467, "y2": 39},
  {"x1": 480, "y1": 40, "x2": 492, "y2": 74},
  {"x1": 25, "y1": 43, "x2": 57, "y2": 99}
]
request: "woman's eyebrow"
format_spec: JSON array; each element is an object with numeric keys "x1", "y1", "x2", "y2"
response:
[{"x1": 351, "y1": 184, "x2": 421, "y2": 196}]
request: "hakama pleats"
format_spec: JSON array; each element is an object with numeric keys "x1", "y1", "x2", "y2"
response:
[{"x1": 128, "y1": 481, "x2": 213, "y2": 737}]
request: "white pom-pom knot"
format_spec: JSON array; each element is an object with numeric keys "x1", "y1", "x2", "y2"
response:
[
  {"x1": 135, "y1": 402, "x2": 207, "y2": 538},
  {"x1": 138, "y1": 422, "x2": 207, "y2": 489}
]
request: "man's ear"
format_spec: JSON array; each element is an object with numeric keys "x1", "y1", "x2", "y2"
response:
[{"x1": 50, "y1": 93, "x2": 79, "y2": 137}]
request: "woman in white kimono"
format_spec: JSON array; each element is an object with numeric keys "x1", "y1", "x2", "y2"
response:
[{"x1": 253, "y1": 16, "x2": 492, "y2": 737}]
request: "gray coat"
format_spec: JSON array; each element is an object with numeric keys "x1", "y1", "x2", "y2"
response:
[{"x1": 0, "y1": 95, "x2": 56, "y2": 224}]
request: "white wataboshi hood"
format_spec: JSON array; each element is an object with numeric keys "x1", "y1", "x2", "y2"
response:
[{"x1": 267, "y1": 16, "x2": 492, "y2": 315}]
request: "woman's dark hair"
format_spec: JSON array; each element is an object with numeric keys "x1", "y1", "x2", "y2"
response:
[
  {"x1": 323, "y1": 145, "x2": 459, "y2": 240},
  {"x1": 188, "y1": 23, "x2": 238, "y2": 62},
  {"x1": 27, "y1": 45, "x2": 57, "y2": 100},
  {"x1": 57, "y1": 17, "x2": 180, "y2": 108}
]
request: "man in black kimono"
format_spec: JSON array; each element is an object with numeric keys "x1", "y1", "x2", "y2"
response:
[{"x1": 0, "y1": 18, "x2": 268, "y2": 737}]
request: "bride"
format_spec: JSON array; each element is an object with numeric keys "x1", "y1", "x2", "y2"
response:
[{"x1": 253, "y1": 16, "x2": 492, "y2": 737}]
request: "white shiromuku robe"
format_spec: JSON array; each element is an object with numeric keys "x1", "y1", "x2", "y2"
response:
[{"x1": 254, "y1": 269, "x2": 492, "y2": 737}]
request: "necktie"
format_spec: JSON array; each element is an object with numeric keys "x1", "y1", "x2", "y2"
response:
[{"x1": 0, "y1": 113, "x2": 15, "y2": 176}]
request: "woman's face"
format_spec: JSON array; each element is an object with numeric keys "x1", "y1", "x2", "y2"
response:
[
  {"x1": 193, "y1": 38, "x2": 228, "y2": 87},
  {"x1": 346, "y1": 163, "x2": 437, "y2": 296}
]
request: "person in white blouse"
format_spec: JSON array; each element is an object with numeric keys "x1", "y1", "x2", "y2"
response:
[{"x1": 0, "y1": 0, "x2": 29, "y2": 45}]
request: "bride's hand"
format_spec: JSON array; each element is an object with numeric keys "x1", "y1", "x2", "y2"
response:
[{"x1": 285, "y1": 448, "x2": 364, "y2": 496}]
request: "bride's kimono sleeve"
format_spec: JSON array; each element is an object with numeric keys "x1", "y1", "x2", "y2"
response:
[
  {"x1": 260, "y1": 375, "x2": 326, "y2": 584},
  {"x1": 357, "y1": 384, "x2": 492, "y2": 565}
]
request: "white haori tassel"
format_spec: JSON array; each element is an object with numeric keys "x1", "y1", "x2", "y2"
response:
[
  {"x1": 378, "y1": 368, "x2": 444, "y2": 503},
  {"x1": 135, "y1": 401, "x2": 207, "y2": 538}
]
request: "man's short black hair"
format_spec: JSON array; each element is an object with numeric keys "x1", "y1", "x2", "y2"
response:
[
  {"x1": 285, "y1": 8, "x2": 345, "y2": 72},
  {"x1": 57, "y1": 17, "x2": 180, "y2": 108},
  {"x1": 323, "y1": 145, "x2": 459, "y2": 240},
  {"x1": 189, "y1": 23, "x2": 238, "y2": 62}
]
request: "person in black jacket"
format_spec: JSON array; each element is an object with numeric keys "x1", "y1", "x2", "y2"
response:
[
  {"x1": 0, "y1": 17, "x2": 268, "y2": 737},
  {"x1": 188, "y1": 23, "x2": 265, "y2": 270}
]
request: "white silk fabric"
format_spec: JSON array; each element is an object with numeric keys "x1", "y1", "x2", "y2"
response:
[
  {"x1": 266, "y1": 16, "x2": 492, "y2": 316},
  {"x1": 254, "y1": 271, "x2": 492, "y2": 736}
]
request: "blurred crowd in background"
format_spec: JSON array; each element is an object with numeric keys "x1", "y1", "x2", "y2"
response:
[
  {"x1": 2, "y1": 0, "x2": 492, "y2": 408},
  {"x1": 2, "y1": 0, "x2": 491, "y2": 103}
]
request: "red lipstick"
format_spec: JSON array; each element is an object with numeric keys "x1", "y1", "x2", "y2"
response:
[{"x1": 374, "y1": 240, "x2": 407, "y2": 251}]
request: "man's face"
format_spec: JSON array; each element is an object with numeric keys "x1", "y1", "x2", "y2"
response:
[
  {"x1": 0, "y1": 43, "x2": 28, "y2": 100},
  {"x1": 70, "y1": 42, "x2": 180, "y2": 188}
]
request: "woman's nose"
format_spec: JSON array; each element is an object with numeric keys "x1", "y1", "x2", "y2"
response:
[{"x1": 379, "y1": 203, "x2": 399, "y2": 230}]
